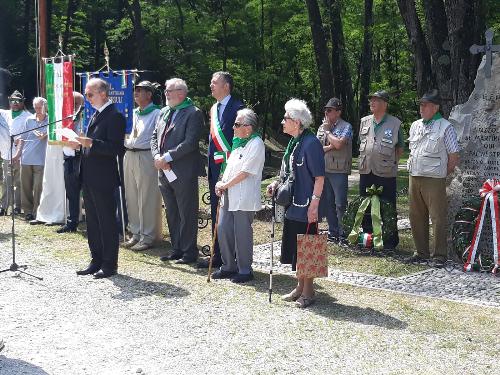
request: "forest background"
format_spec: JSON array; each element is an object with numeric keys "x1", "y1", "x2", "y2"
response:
[{"x1": 0, "y1": 0, "x2": 499, "y2": 143}]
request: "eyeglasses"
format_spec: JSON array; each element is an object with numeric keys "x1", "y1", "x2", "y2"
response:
[
  {"x1": 234, "y1": 122, "x2": 250, "y2": 128},
  {"x1": 283, "y1": 116, "x2": 292, "y2": 121},
  {"x1": 9, "y1": 100, "x2": 22, "y2": 104},
  {"x1": 85, "y1": 92, "x2": 94, "y2": 98},
  {"x1": 164, "y1": 88, "x2": 182, "y2": 94}
]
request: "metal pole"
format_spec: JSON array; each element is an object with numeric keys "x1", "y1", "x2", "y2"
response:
[{"x1": 269, "y1": 194, "x2": 275, "y2": 303}]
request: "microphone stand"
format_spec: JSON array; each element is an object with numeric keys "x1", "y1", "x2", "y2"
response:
[{"x1": 0, "y1": 110, "x2": 80, "y2": 280}]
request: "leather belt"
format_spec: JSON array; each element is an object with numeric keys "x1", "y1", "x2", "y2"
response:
[{"x1": 126, "y1": 148, "x2": 151, "y2": 152}]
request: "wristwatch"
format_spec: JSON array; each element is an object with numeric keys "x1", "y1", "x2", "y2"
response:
[{"x1": 312, "y1": 194, "x2": 321, "y2": 200}]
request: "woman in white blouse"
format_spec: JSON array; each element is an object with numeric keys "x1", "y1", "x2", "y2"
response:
[{"x1": 213, "y1": 108, "x2": 265, "y2": 283}]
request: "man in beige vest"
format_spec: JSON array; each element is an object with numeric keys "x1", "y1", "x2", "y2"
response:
[
  {"x1": 406, "y1": 90, "x2": 459, "y2": 267},
  {"x1": 358, "y1": 90, "x2": 403, "y2": 249},
  {"x1": 317, "y1": 98, "x2": 352, "y2": 243}
]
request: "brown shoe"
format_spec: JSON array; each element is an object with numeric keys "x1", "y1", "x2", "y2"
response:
[{"x1": 130, "y1": 242, "x2": 151, "y2": 251}]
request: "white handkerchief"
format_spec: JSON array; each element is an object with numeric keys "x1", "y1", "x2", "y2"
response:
[{"x1": 163, "y1": 169, "x2": 177, "y2": 182}]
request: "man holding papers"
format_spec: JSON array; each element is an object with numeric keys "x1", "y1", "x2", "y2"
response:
[
  {"x1": 68, "y1": 78, "x2": 126, "y2": 279},
  {"x1": 151, "y1": 78, "x2": 203, "y2": 264}
]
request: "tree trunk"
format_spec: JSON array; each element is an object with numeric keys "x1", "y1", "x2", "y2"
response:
[
  {"x1": 325, "y1": 0, "x2": 357, "y2": 131},
  {"x1": 396, "y1": 0, "x2": 432, "y2": 96},
  {"x1": 304, "y1": 0, "x2": 334, "y2": 109},
  {"x1": 63, "y1": 0, "x2": 80, "y2": 51},
  {"x1": 444, "y1": 0, "x2": 482, "y2": 106},
  {"x1": 359, "y1": 0, "x2": 374, "y2": 118},
  {"x1": 124, "y1": 0, "x2": 145, "y2": 68}
]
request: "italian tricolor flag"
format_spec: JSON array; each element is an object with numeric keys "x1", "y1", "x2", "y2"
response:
[{"x1": 45, "y1": 61, "x2": 74, "y2": 142}]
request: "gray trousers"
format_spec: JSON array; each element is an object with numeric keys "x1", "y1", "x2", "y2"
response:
[
  {"x1": 124, "y1": 150, "x2": 162, "y2": 245},
  {"x1": 20, "y1": 164, "x2": 44, "y2": 216},
  {"x1": 1, "y1": 159, "x2": 21, "y2": 211},
  {"x1": 217, "y1": 193, "x2": 255, "y2": 275},
  {"x1": 322, "y1": 172, "x2": 348, "y2": 237},
  {"x1": 159, "y1": 175, "x2": 199, "y2": 260}
]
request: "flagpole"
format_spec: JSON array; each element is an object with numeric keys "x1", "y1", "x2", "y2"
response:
[{"x1": 38, "y1": 0, "x2": 48, "y2": 97}]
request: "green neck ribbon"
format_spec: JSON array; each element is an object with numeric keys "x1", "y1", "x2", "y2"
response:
[
  {"x1": 283, "y1": 128, "x2": 313, "y2": 174},
  {"x1": 423, "y1": 112, "x2": 442, "y2": 125},
  {"x1": 347, "y1": 185, "x2": 384, "y2": 250},
  {"x1": 232, "y1": 133, "x2": 259, "y2": 151},
  {"x1": 136, "y1": 103, "x2": 161, "y2": 116},
  {"x1": 162, "y1": 97, "x2": 194, "y2": 123},
  {"x1": 11, "y1": 110, "x2": 22, "y2": 119}
]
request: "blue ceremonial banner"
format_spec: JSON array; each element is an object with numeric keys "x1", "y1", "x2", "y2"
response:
[{"x1": 80, "y1": 70, "x2": 134, "y2": 134}]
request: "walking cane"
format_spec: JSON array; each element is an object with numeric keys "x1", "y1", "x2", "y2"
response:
[
  {"x1": 116, "y1": 155, "x2": 126, "y2": 241},
  {"x1": 269, "y1": 192, "x2": 275, "y2": 303},
  {"x1": 207, "y1": 201, "x2": 221, "y2": 283}
]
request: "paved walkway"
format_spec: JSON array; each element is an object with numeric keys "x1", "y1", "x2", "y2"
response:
[{"x1": 253, "y1": 242, "x2": 500, "y2": 308}]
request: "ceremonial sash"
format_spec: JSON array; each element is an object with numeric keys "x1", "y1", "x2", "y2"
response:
[
  {"x1": 210, "y1": 104, "x2": 231, "y2": 169},
  {"x1": 463, "y1": 179, "x2": 500, "y2": 273}
]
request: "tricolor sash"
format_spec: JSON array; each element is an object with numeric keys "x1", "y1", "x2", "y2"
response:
[
  {"x1": 463, "y1": 179, "x2": 500, "y2": 273},
  {"x1": 210, "y1": 104, "x2": 231, "y2": 171}
]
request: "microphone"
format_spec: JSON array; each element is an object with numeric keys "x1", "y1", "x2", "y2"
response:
[{"x1": 72, "y1": 105, "x2": 84, "y2": 121}]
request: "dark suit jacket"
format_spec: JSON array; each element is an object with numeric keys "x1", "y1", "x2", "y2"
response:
[
  {"x1": 81, "y1": 103, "x2": 126, "y2": 190},
  {"x1": 207, "y1": 96, "x2": 244, "y2": 181},
  {"x1": 151, "y1": 105, "x2": 203, "y2": 182}
]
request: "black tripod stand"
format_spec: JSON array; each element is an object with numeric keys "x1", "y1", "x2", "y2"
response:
[{"x1": 0, "y1": 108, "x2": 81, "y2": 280}]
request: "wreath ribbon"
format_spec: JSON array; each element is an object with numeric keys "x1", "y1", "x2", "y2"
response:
[
  {"x1": 463, "y1": 179, "x2": 500, "y2": 273},
  {"x1": 348, "y1": 185, "x2": 384, "y2": 250}
]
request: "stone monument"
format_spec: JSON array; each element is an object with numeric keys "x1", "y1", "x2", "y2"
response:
[{"x1": 447, "y1": 48, "x2": 499, "y2": 258}]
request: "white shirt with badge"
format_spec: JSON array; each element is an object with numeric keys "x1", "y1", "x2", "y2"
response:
[{"x1": 221, "y1": 136, "x2": 265, "y2": 212}]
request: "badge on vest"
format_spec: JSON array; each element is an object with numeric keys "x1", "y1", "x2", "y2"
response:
[{"x1": 382, "y1": 129, "x2": 393, "y2": 144}]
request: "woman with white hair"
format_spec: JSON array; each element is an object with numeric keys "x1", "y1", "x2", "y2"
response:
[
  {"x1": 213, "y1": 108, "x2": 265, "y2": 283},
  {"x1": 267, "y1": 98, "x2": 325, "y2": 308},
  {"x1": 13, "y1": 96, "x2": 48, "y2": 222}
]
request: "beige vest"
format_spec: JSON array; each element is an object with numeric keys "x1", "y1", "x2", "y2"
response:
[
  {"x1": 317, "y1": 119, "x2": 352, "y2": 174},
  {"x1": 407, "y1": 117, "x2": 450, "y2": 178},
  {"x1": 358, "y1": 114, "x2": 401, "y2": 178}
]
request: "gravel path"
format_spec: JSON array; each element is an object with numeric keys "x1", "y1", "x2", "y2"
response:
[{"x1": 1, "y1": 235, "x2": 499, "y2": 375}]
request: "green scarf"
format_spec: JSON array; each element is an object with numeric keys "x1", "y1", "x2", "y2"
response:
[
  {"x1": 162, "y1": 97, "x2": 194, "y2": 123},
  {"x1": 11, "y1": 110, "x2": 22, "y2": 119},
  {"x1": 232, "y1": 133, "x2": 259, "y2": 151},
  {"x1": 423, "y1": 112, "x2": 442, "y2": 125},
  {"x1": 283, "y1": 128, "x2": 313, "y2": 174},
  {"x1": 135, "y1": 103, "x2": 161, "y2": 116}
]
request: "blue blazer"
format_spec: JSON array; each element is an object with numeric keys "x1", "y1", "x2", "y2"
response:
[{"x1": 207, "y1": 96, "x2": 244, "y2": 181}]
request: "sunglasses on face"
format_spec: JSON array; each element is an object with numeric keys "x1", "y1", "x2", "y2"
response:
[
  {"x1": 234, "y1": 122, "x2": 250, "y2": 128},
  {"x1": 85, "y1": 92, "x2": 94, "y2": 98},
  {"x1": 164, "y1": 88, "x2": 182, "y2": 94},
  {"x1": 9, "y1": 100, "x2": 22, "y2": 104}
]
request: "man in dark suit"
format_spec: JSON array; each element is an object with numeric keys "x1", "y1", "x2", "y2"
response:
[
  {"x1": 151, "y1": 78, "x2": 203, "y2": 264},
  {"x1": 198, "y1": 71, "x2": 244, "y2": 269},
  {"x1": 71, "y1": 78, "x2": 126, "y2": 278}
]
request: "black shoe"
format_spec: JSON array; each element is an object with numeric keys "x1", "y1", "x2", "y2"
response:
[
  {"x1": 93, "y1": 269, "x2": 117, "y2": 279},
  {"x1": 13, "y1": 208, "x2": 21, "y2": 215},
  {"x1": 0, "y1": 208, "x2": 6, "y2": 216},
  {"x1": 25, "y1": 214, "x2": 35, "y2": 221},
  {"x1": 175, "y1": 257, "x2": 197, "y2": 265},
  {"x1": 57, "y1": 225, "x2": 77, "y2": 233},
  {"x1": 29, "y1": 219, "x2": 44, "y2": 225},
  {"x1": 76, "y1": 263, "x2": 101, "y2": 276},
  {"x1": 211, "y1": 269, "x2": 237, "y2": 279},
  {"x1": 327, "y1": 235, "x2": 339, "y2": 243},
  {"x1": 197, "y1": 257, "x2": 222, "y2": 269},
  {"x1": 160, "y1": 252, "x2": 183, "y2": 262},
  {"x1": 231, "y1": 273, "x2": 254, "y2": 283}
]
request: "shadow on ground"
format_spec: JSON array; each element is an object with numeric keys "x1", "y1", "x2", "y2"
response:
[
  {"x1": 250, "y1": 272, "x2": 407, "y2": 330},
  {"x1": 110, "y1": 273, "x2": 190, "y2": 301},
  {"x1": 0, "y1": 355, "x2": 49, "y2": 375}
]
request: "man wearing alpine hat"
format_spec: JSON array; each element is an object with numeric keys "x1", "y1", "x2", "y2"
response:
[{"x1": 406, "y1": 89, "x2": 459, "y2": 267}]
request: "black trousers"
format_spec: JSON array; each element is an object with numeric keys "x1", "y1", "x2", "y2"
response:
[
  {"x1": 82, "y1": 183, "x2": 119, "y2": 271},
  {"x1": 359, "y1": 172, "x2": 399, "y2": 248},
  {"x1": 63, "y1": 156, "x2": 82, "y2": 227}
]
